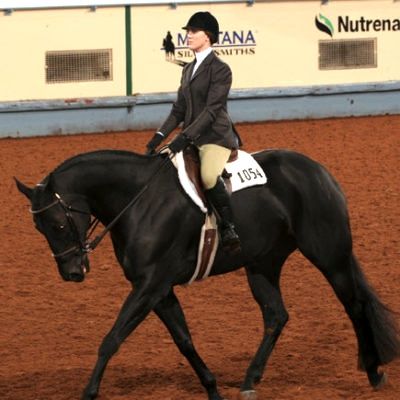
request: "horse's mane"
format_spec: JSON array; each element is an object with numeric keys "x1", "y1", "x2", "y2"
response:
[{"x1": 53, "y1": 149, "x2": 146, "y2": 174}]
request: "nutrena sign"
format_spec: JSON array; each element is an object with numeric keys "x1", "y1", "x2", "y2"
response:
[{"x1": 316, "y1": 14, "x2": 400, "y2": 37}]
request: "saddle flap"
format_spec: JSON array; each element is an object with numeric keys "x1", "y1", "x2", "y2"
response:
[{"x1": 183, "y1": 146, "x2": 207, "y2": 206}]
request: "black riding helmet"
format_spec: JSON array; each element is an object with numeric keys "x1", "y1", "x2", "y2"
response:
[{"x1": 182, "y1": 11, "x2": 219, "y2": 44}]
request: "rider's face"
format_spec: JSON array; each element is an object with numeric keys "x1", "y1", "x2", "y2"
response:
[{"x1": 187, "y1": 29, "x2": 211, "y2": 53}]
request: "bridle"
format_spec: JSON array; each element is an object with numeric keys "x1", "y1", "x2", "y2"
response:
[
  {"x1": 30, "y1": 193, "x2": 99, "y2": 259},
  {"x1": 29, "y1": 150, "x2": 175, "y2": 261}
]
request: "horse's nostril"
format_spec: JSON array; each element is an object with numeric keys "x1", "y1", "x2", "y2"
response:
[{"x1": 69, "y1": 272, "x2": 84, "y2": 282}]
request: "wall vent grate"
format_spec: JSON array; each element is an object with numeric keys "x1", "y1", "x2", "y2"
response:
[
  {"x1": 319, "y1": 38, "x2": 377, "y2": 70},
  {"x1": 45, "y1": 49, "x2": 112, "y2": 83}
]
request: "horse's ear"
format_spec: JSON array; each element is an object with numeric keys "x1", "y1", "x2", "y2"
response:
[
  {"x1": 14, "y1": 177, "x2": 33, "y2": 200},
  {"x1": 47, "y1": 173, "x2": 56, "y2": 191}
]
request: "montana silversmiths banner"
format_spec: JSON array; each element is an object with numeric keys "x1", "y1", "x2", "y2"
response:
[{"x1": 131, "y1": 4, "x2": 261, "y2": 93}]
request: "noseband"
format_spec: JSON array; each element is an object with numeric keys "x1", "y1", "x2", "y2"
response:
[{"x1": 30, "y1": 193, "x2": 99, "y2": 259}]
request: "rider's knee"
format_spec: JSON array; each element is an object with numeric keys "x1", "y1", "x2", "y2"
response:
[{"x1": 201, "y1": 171, "x2": 218, "y2": 190}]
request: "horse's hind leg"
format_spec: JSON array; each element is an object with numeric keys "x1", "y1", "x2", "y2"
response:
[
  {"x1": 240, "y1": 243, "x2": 293, "y2": 399},
  {"x1": 154, "y1": 289, "x2": 226, "y2": 400}
]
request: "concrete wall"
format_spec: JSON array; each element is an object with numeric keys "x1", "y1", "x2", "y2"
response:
[{"x1": 1, "y1": 81, "x2": 399, "y2": 137}]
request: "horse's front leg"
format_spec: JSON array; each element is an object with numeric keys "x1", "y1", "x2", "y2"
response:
[
  {"x1": 81, "y1": 285, "x2": 167, "y2": 400},
  {"x1": 154, "y1": 289, "x2": 227, "y2": 400}
]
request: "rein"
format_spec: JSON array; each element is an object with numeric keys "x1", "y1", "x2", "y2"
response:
[
  {"x1": 30, "y1": 152, "x2": 175, "y2": 258},
  {"x1": 87, "y1": 152, "x2": 175, "y2": 251}
]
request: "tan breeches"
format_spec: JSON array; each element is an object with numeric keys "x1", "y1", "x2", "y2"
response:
[{"x1": 198, "y1": 144, "x2": 231, "y2": 190}]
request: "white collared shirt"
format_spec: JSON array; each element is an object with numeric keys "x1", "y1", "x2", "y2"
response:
[{"x1": 192, "y1": 47, "x2": 213, "y2": 77}]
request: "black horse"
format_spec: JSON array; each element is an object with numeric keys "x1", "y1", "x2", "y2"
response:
[{"x1": 16, "y1": 148, "x2": 400, "y2": 400}]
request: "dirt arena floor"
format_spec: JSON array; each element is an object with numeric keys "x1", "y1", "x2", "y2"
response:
[{"x1": 1, "y1": 115, "x2": 399, "y2": 400}]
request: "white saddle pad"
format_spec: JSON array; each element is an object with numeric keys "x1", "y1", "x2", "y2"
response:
[{"x1": 173, "y1": 149, "x2": 267, "y2": 213}]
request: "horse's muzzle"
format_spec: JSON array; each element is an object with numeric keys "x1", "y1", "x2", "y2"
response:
[
  {"x1": 67, "y1": 271, "x2": 85, "y2": 282},
  {"x1": 61, "y1": 255, "x2": 90, "y2": 282}
]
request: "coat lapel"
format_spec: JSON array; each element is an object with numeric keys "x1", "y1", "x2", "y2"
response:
[
  {"x1": 190, "y1": 51, "x2": 215, "y2": 81},
  {"x1": 185, "y1": 61, "x2": 196, "y2": 84}
]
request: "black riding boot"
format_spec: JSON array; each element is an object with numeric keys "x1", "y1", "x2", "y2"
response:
[{"x1": 205, "y1": 177, "x2": 241, "y2": 253}]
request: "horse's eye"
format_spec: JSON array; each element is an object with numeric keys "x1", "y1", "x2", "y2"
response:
[{"x1": 50, "y1": 222, "x2": 64, "y2": 232}]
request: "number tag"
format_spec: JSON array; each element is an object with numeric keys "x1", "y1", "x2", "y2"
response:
[
  {"x1": 225, "y1": 151, "x2": 267, "y2": 192},
  {"x1": 237, "y1": 167, "x2": 264, "y2": 183}
]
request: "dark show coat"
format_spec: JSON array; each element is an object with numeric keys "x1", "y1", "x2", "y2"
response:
[{"x1": 158, "y1": 51, "x2": 242, "y2": 149}]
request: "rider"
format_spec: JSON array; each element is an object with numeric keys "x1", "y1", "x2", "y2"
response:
[{"x1": 146, "y1": 11, "x2": 242, "y2": 253}]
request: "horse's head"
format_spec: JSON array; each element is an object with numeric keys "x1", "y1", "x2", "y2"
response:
[{"x1": 15, "y1": 175, "x2": 92, "y2": 282}]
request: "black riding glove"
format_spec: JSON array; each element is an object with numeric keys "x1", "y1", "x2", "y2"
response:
[
  {"x1": 168, "y1": 134, "x2": 191, "y2": 154},
  {"x1": 146, "y1": 133, "x2": 164, "y2": 155}
]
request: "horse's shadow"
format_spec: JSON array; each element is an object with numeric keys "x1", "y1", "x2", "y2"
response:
[
  {"x1": 0, "y1": 365, "x2": 206, "y2": 399},
  {"x1": 105, "y1": 364, "x2": 206, "y2": 397}
]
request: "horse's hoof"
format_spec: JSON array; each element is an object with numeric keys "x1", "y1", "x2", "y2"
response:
[
  {"x1": 373, "y1": 372, "x2": 388, "y2": 390},
  {"x1": 238, "y1": 390, "x2": 257, "y2": 400},
  {"x1": 81, "y1": 389, "x2": 98, "y2": 400}
]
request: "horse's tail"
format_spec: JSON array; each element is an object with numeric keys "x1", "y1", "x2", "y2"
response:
[{"x1": 351, "y1": 254, "x2": 400, "y2": 368}]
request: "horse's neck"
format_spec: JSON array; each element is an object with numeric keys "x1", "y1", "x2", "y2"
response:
[{"x1": 56, "y1": 152, "x2": 159, "y2": 215}]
